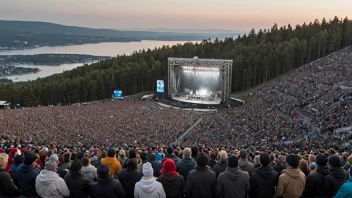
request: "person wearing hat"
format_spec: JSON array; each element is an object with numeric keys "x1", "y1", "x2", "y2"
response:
[
  {"x1": 159, "y1": 159, "x2": 185, "y2": 198},
  {"x1": 35, "y1": 160, "x2": 70, "y2": 198},
  {"x1": 238, "y1": 149, "x2": 255, "y2": 177},
  {"x1": 324, "y1": 155, "x2": 348, "y2": 198},
  {"x1": 212, "y1": 150, "x2": 228, "y2": 178},
  {"x1": 334, "y1": 167, "x2": 352, "y2": 198},
  {"x1": 276, "y1": 154, "x2": 306, "y2": 198},
  {"x1": 176, "y1": 147, "x2": 196, "y2": 181},
  {"x1": 0, "y1": 153, "x2": 20, "y2": 197},
  {"x1": 217, "y1": 155, "x2": 250, "y2": 198},
  {"x1": 64, "y1": 159, "x2": 91, "y2": 198},
  {"x1": 184, "y1": 152, "x2": 216, "y2": 198},
  {"x1": 101, "y1": 149, "x2": 122, "y2": 178},
  {"x1": 134, "y1": 162, "x2": 166, "y2": 198},
  {"x1": 15, "y1": 152, "x2": 40, "y2": 198},
  {"x1": 118, "y1": 159, "x2": 143, "y2": 198},
  {"x1": 91, "y1": 164, "x2": 125, "y2": 198},
  {"x1": 249, "y1": 153, "x2": 278, "y2": 198},
  {"x1": 303, "y1": 154, "x2": 329, "y2": 198}
]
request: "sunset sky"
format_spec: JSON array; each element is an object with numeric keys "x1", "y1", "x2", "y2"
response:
[{"x1": 1, "y1": 0, "x2": 351, "y2": 31}]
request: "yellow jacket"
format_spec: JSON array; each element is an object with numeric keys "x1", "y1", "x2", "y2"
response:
[
  {"x1": 276, "y1": 168, "x2": 306, "y2": 198},
  {"x1": 101, "y1": 157, "x2": 122, "y2": 176}
]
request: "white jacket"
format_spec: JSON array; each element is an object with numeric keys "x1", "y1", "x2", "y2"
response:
[
  {"x1": 82, "y1": 165, "x2": 98, "y2": 183},
  {"x1": 134, "y1": 177, "x2": 166, "y2": 198},
  {"x1": 35, "y1": 170, "x2": 70, "y2": 198}
]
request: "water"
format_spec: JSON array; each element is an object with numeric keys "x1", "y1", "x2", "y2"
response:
[{"x1": 0, "y1": 40, "x2": 192, "y2": 82}]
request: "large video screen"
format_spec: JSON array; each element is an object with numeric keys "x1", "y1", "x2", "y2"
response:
[
  {"x1": 156, "y1": 80, "x2": 164, "y2": 93},
  {"x1": 113, "y1": 90, "x2": 123, "y2": 97}
]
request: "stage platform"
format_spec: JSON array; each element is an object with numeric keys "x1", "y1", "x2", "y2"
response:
[{"x1": 172, "y1": 96, "x2": 221, "y2": 105}]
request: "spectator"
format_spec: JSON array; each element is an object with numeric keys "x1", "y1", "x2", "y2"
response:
[
  {"x1": 238, "y1": 149, "x2": 255, "y2": 177},
  {"x1": 163, "y1": 147, "x2": 181, "y2": 165},
  {"x1": 0, "y1": 153, "x2": 19, "y2": 197},
  {"x1": 118, "y1": 149, "x2": 127, "y2": 168},
  {"x1": 49, "y1": 154, "x2": 68, "y2": 178},
  {"x1": 81, "y1": 156, "x2": 98, "y2": 183},
  {"x1": 134, "y1": 162, "x2": 166, "y2": 198},
  {"x1": 124, "y1": 149, "x2": 137, "y2": 169},
  {"x1": 15, "y1": 152, "x2": 40, "y2": 198},
  {"x1": 101, "y1": 149, "x2": 122, "y2": 178},
  {"x1": 334, "y1": 168, "x2": 352, "y2": 198},
  {"x1": 91, "y1": 164, "x2": 125, "y2": 198},
  {"x1": 324, "y1": 155, "x2": 348, "y2": 198},
  {"x1": 11, "y1": 155, "x2": 23, "y2": 177},
  {"x1": 250, "y1": 153, "x2": 278, "y2": 198},
  {"x1": 35, "y1": 160, "x2": 70, "y2": 198},
  {"x1": 208, "y1": 151, "x2": 217, "y2": 168},
  {"x1": 148, "y1": 153, "x2": 162, "y2": 177},
  {"x1": 299, "y1": 159, "x2": 310, "y2": 177},
  {"x1": 176, "y1": 147, "x2": 196, "y2": 181},
  {"x1": 156, "y1": 148, "x2": 165, "y2": 162},
  {"x1": 184, "y1": 152, "x2": 216, "y2": 198},
  {"x1": 158, "y1": 159, "x2": 185, "y2": 198},
  {"x1": 59, "y1": 152, "x2": 71, "y2": 170},
  {"x1": 274, "y1": 156, "x2": 286, "y2": 177},
  {"x1": 118, "y1": 159, "x2": 143, "y2": 198},
  {"x1": 276, "y1": 154, "x2": 306, "y2": 198},
  {"x1": 212, "y1": 150, "x2": 228, "y2": 178},
  {"x1": 64, "y1": 159, "x2": 91, "y2": 198},
  {"x1": 191, "y1": 147, "x2": 198, "y2": 161}
]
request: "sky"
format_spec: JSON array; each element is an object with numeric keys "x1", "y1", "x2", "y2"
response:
[{"x1": 0, "y1": 0, "x2": 351, "y2": 31}]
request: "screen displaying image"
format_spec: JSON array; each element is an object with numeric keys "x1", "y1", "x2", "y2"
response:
[
  {"x1": 156, "y1": 80, "x2": 164, "y2": 93},
  {"x1": 114, "y1": 90, "x2": 123, "y2": 97}
]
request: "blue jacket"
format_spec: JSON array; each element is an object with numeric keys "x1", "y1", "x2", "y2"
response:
[
  {"x1": 334, "y1": 177, "x2": 352, "y2": 198},
  {"x1": 176, "y1": 157, "x2": 196, "y2": 181},
  {"x1": 156, "y1": 152, "x2": 164, "y2": 162},
  {"x1": 15, "y1": 164, "x2": 40, "y2": 197}
]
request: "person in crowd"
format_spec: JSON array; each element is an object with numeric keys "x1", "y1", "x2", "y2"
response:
[
  {"x1": 15, "y1": 152, "x2": 40, "y2": 198},
  {"x1": 101, "y1": 148, "x2": 122, "y2": 178},
  {"x1": 118, "y1": 159, "x2": 143, "y2": 198},
  {"x1": 176, "y1": 147, "x2": 196, "y2": 181},
  {"x1": 35, "y1": 160, "x2": 70, "y2": 198},
  {"x1": 91, "y1": 164, "x2": 125, "y2": 198},
  {"x1": 274, "y1": 156, "x2": 286, "y2": 177},
  {"x1": 81, "y1": 156, "x2": 98, "y2": 183},
  {"x1": 303, "y1": 154, "x2": 329, "y2": 198},
  {"x1": 309, "y1": 162, "x2": 317, "y2": 173},
  {"x1": 49, "y1": 154, "x2": 68, "y2": 178},
  {"x1": 64, "y1": 159, "x2": 91, "y2": 198},
  {"x1": 118, "y1": 149, "x2": 127, "y2": 168},
  {"x1": 208, "y1": 151, "x2": 217, "y2": 168},
  {"x1": 190, "y1": 147, "x2": 198, "y2": 161},
  {"x1": 59, "y1": 152, "x2": 72, "y2": 170},
  {"x1": 254, "y1": 155, "x2": 261, "y2": 168},
  {"x1": 217, "y1": 155, "x2": 250, "y2": 198},
  {"x1": 124, "y1": 149, "x2": 137, "y2": 169},
  {"x1": 269, "y1": 153, "x2": 276, "y2": 167},
  {"x1": 250, "y1": 153, "x2": 278, "y2": 198},
  {"x1": 324, "y1": 155, "x2": 348, "y2": 198},
  {"x1": 148, "y1": 153, "x2": 162, "y2": 177},
  {"x1": 184, "y1": 152, "x2": 216, "y2": 198},
  {"x1": 276, "y1": 154, "x2": 306, "y2": 198},
  {"x1": 134, "y1": 162, "x2": 166, "y2": 198},
  {"x1": 158, "y1": 159, "x2": 185, "y2": 198},
  {"x1": 334, "y1": 168, "x2": 352, "y2": 198},
  {"x1": 212, "y1": 150, "x2": 228, "y2": 178},
  {"x1": 238, "y1": 149, "x2": 255, "y2": 177},
  {"x1": 163, "y1": 147, "x2": 181, "y2": 164},
  {"x1": 156, "y1": 148, "x2": 165, "y2": 162},
  {"x1": 0, "y1": 154, "x2": 19, "y2": 197},
  {"x1": 299, "y1": 159, "x2": 311, "y2": 177},
  {"x1": 11, "y1": 155, "x2": 23, "y2": 177}
]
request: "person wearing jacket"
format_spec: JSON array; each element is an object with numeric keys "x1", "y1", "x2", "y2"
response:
[
  {"x1": 0, "y1": 154, "x2": 19, "y2": 197},
  {"x1": 163, "y1": 147, "x2": 181, "y2": 165},
  {"x1": 11, "y1": 155, "x2": 23, "y2": 177},
  {"x1": 303, "y1": 154, "x2": 329, "y2": 198},
  {"x1": 217, "y1": 155, "x2": 250, "y2": 198},
  {"x1": 148, "y1": 153, "x2": 162, "y2": 177},
  {"x1": 238, "y1": 150, "x2": 255, "y2": 177},
  {"x1": 176, "y1": 147, "x2": 196, "y2": 181},
  {"x1": 276, "y1": 154, "x2": 306, "y2": 198},
  {"x1": 250, "y1": 153, "x2": 278, "y2": 198},
  {"x1": 91, "y1": 164, "x2": 125, "y2": 198},
  {"x1": 64, "y1": 159, "x2": 91, "y2": 198},
  {"x1": 324, "y1": 155, "x2": 348, "y2": 198},
  {"x1": 101, "y1": 149, "x2": 122, "y2": 178},
  {"x1": 184, "y1": 152, "x2": 216, "y2": 198},
  {"x1": 212, "y1": 150, "x2": 228, "y2": 178},
  {"x1": 334, "y1": 168, "x2": 352, "y2": 198},
  {"x1": 134, "y1": 162, "x2": 166, "y2": 198},
  {"x1": 81, "y1": 156, "x2": 98, "y2": 183},
  {"x1": 35, "y1": 160, "x2": 70, "y2": 198},
  {"x1": 15, "y1": 152, "x2": 40, "y2": 198},
  {"x1": 158, "y1": 159, "x2": 185, "y2": 198},
  {"x1": 118, "y1": 158, "x2": 143, "y2": 198}
]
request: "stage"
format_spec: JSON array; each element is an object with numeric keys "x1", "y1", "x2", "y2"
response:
[{"x1": 173, "y1": 96, "x2": 221, "y2": 105}]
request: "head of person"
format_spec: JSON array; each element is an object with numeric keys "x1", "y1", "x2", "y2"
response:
[
  {"x1": 161, "y1": 159, "x2": 177, "y2": 175},
  {"x1": 97, "y1": 165, "x2": 110, "y2": 179},
  {"x1": 82, "y1": 156, "x2": 91, "y2": 167},
  {"x1": 14, "y1": 155, "x2": 24, "y2": 166},
  {"x1": 70, "y1": 159, "x2": 82, "y2": 173},
  {"x1": 24, "y1": 152, "x2": 38, "y2": 167},
  {"x1": 107, "y1": 149, "x2": 116, "y2": 158},
  {"x1": 191, "y1": 146, "x2": 199, "y2": 157},
  {"x1": 183, "y1": 147, "x2": 192, "y2": 158},
  {"x1": 240, "y1": 149, "x2": 247, "y2": 159},
  {"x1": 0, "y1": 153, "x2": 8, "y2": 169},
  {"x1": 127, "y1": 158, "x2": 138, "y2": 171},
  {"x1": 196, "y1": 152, "x2": 208, "y2": 167},
  {"x1": 228, "y1": 155, "x2": 239, "y2": 168},
  {"x1": 167, "y1": 147, "x2": 174, "y2": 155},
  {"x1": 286, "y1": 154, "x2": 300, "y2": 168},
  {"x1": 118, "y1": 150, "x2": 126, "y2": 159},
  {"x1": 142, "y1": 162, "x2": 154, "y2": 177},
  {"x1": 219, "y1": 150, "x2": 228, "y2": 163},
  {"x1": 299, "y1": 159, "x2": 309, "y2": 171},
  {"x1": 129, "y1": 149, "x2": 136, "y2": 159},
  {"x1": 148, "y1": 153, "x2": 157, "y2": 162},
  {"x1": 309, "y1": 162, "x2": 317, "y2": 171},
  {"x1": 260, "y1": 153, "x2": 270, "y2": 167},
  {"x1": 63, "y1": 152, "x2": 71, "y2": 163},
  {"x1": 210, "y1": 151, "x2": 218, "y2": 161},
  {"x1": 140, "y1": 152, "x2": 148, "y2": 162},
  {"x1": 329, "y1": 155, "x2": 341, "y2": 168},
  {"x1": 45, "y1": 160, "x2": 57, "y2": 172}
]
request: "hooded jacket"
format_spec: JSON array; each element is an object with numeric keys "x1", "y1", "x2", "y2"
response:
[
  {"x1": 303, "y1": 166, "x2": 329, "y2": 198},
  {"x1": 238, "y1": 158, "x2": 255, "y2": 177},
  {"x1": 184, "y1": 166, "x2": 216, "y2": 198},
  {"x1": 0, "y1": 168, "x2": 19, "y2": 197},
  {"x1": 158, "y1": 173, "x2": 185, "y2": 198},
  {"x1": 324, "y1": 167, "x2": 348, "y2": 198},
  {"x1": 101, "y1": 157, "x2": 122, "y2": 177},
  {"x1": 15, "y1": 164, "x2": 40, "y2": 197},
  {"x1": 276, "y1": 168, "x2": 306, "y2": 198},
  {"x1": 334, "y1": 176, "x2": 352, "y2": 198},
  {"x1": 134, "y1": 177, "x2": 166, "y2": 198},
  {"x1": 118, "y1": 169, "x2": 143, "y2": 198},
  {"x1": 250, "y1": 165, "x2": 278, "y2": 198},
  {"x1": 64, "y1": 171, "x2": 91, "y2": 198},
  {"x1": 91, "y1": 177, "x2": 125, "y2": 198},
  {"x1": 217, "y1": 167, "x2": 250, "y2": 198},
  {"x1": 82, "y1": 165, "x2": 98, "y2": 183},
  {"x1": 176, "y1": 157, "x2": 196, "y2": 181},
  {"x1": 35, "y1": 170, "x2": 70, "y2": 198}
]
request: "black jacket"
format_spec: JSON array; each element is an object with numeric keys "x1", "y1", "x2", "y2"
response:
[
  {"x1": 217, "y1": 167, "x2": 250, "y2": 198},
  {"x1": 303, "y1": 166, "x2": 329, "y2": 198},
  {"x1": 91, "y1": 177, "x2": 125, "y2": 198},
  {"x1": 208, "y1": 160, "x2": 217, "y2": 169},
  {"x1": 64, "y1": 171, "x2": 91, "y2": 198},
  {"x1": 176, "y1": 157, "x2": 196, "y2": 181},
  {"x1": 250, "y1": 165, "x2": 278, "y2": 198},
  {"x1": 212, "y1": 162, "x2": 228, "y2": 178},
  {"x1": 184, "y1": 166, "x2": 216, "y2": 198},
  {"x1": 149, "y1": 160, "x2": 162, "y2": 177},
  {"x1": 324, "y1": 167, "x2": 348, "y2": 198},
  {"x1": 158, "y1": 173, "x2": 185, "y2": 198},
  {"x1": 118, "y1": 169, "x2": 143, "y2": 198},
  {"x1": 0, "y1": 168, "x2": 19, "y2": 197},
  {"x1": 14, "y1": 164, "x2": 40, "y2": 197}
]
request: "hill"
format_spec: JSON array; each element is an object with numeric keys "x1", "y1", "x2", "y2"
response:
[{"x1": 0, "y1": 16, "x2": 351, "y2": 106}]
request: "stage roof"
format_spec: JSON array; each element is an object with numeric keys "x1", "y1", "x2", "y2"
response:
[{"x1": 168, "y1": 57, "x2": 232, "y2": 62}]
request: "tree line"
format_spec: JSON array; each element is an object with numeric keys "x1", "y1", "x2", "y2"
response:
[{"x1": 0, "y1": 16, "x2": 351, "y2": 107}]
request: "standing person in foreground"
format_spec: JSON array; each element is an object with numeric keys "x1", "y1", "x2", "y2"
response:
[
  {"x1": 217, "y1": 155, "x2": 250, "y2": 198},
  {"x1": 184, "y1": 152, "x2": 216, "y2": 198},
  {"x1": 176, "y1": 147, "x2": 196, "y2": 181},
  {"x1": 324, "y1": 155, "x2": 348, "y2": 198},
  {"x1": 276, "y1": 154, "x2": 306, "y2": 198},
  {"x1": 134, "y1": 162, "x2": 166, "y2": 198},
  {"x1": 81, "y1": 156, "x2": 98, "y2": 183},
  {"x1": 64, "y1": 159, "x2": 91, "y2": 198},
  {"x1": 334, "y1": 167, "x2": 352, "y2": 198},
  {"x1": 212, "y1": 150, "x2": 228, "y2": 178},
  {"x1": 0, "y1": 154, "x2": 19, "y2": 197},
  {"x1": 101, "y1": 149, "x2": 122, "y2": 178},
  {"x1": 158, "y1": 159, "x2": 185, "y2": 198},
  {"x1": 238, "y1": 149, "x2": 255, "y2": 177},
  {"x1": 35, "y1": 160, "x2": 70, "y2": 198},
  {"x1": 118, "y1": 159, "x2": 143, "y2": 198}
]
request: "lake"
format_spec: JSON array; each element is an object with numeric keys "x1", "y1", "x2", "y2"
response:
[{"x1": 0, "y1": 40, "x2": 193, "y2": 82}]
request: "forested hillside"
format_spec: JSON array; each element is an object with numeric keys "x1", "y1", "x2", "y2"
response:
[{"x1": 0, "y1": 17, "x2": 351, "y2": 107}]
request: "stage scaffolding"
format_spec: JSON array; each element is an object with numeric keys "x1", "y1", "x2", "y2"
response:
[{"x1": 168, "y1": 57, "x2": 233, "y2": 104}]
